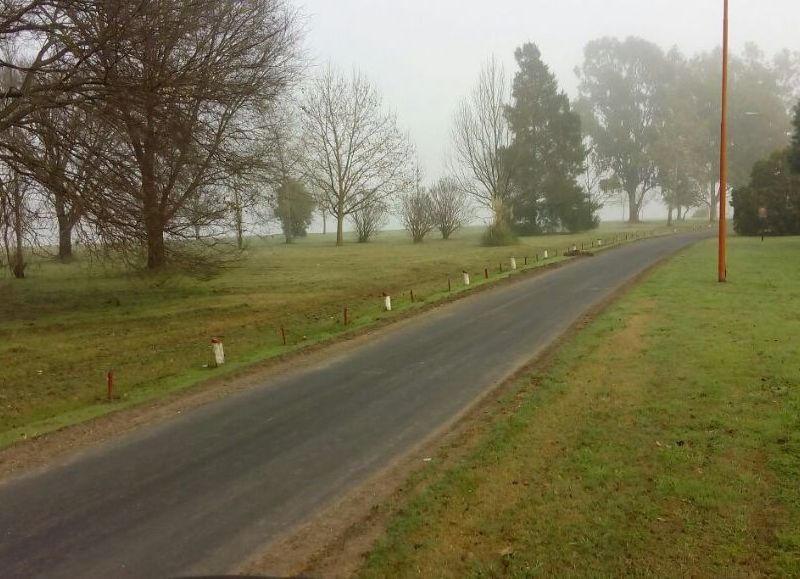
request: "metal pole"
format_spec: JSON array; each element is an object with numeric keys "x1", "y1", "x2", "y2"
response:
[{"x1": 718, "y1": 0, "x2": 729, "y2": 282}]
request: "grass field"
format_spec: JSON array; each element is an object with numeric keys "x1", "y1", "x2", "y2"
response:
[
  {"x1": 0, "y1": 221, "x2": 695, "y2": 447},
  {"x1": 359, "y1": 236, "x2": 800, "y2": 578}
]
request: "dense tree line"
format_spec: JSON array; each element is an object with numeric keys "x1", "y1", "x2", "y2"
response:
[
  {"x1": 3, "y1": 4, "x2": 799, "y2": 271},
  {"x1": 577, "y1": 38, "x2": 795, "y2": 224}
]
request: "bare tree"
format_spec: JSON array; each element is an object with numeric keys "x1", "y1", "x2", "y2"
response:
[
  {"x1": 349, "y1": 194, "x2": 387, "y2": 243},
  {"x1": 21, "y1": 105, "x2": 110, "y2": 261},
  {"x1": 450, "y1": 57, "x2": 514, "y2": 227},
  {"x1": 0, "y1": 1, "x2": 117, "y2": 140},
  {"x1": 429, "y1": 176, "x2": 470, "y2": 240},
  {"x1": 0, "y1": 162, "x2": 38, "y2": 278},
  {"x1": 401, "y1": 196, "x2": 434, "y2": 243},
  {"x1": 69, "y1": 0, "x2": 303, "y2": 270},
  {"x1": 300, "y1": 65, "x2": 413, "y2": 246}
]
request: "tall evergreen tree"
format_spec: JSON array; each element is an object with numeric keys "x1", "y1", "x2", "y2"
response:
[{"x1": 506, "y1": 43, "x2": 597, "y2": 234}]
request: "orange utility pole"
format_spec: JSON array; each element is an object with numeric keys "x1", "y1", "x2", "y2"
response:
[{"x1": 718, "y1": 0, "x2": 729, "y2": 282}]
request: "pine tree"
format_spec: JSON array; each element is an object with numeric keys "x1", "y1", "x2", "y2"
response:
[{"x1": 505, "y1": 43, "x2": 597, "y2": 234}]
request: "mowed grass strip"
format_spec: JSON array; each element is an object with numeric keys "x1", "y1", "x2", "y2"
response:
[
  {"x1": 360, "y1": 236, "x2": 800, "y2": 578},
  {"x1": 0, "y1": 223, "x2": 683, "y2": 445}
]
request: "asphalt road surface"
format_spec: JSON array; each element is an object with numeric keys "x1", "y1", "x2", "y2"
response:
[{"x1": 0, "y1": 232, "x2": 709, "y2": 578}]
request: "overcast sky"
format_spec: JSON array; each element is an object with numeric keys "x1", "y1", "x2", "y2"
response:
[{"x1": 298, "y1": 0, "x2": 799, "y2": 221}]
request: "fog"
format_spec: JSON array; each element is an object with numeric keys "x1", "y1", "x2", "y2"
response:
[{"x1": 299, "y1": 0, "x2": 799, "y2": 222}]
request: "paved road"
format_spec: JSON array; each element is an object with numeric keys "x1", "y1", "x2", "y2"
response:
[{"x1": 0, "y1": 232, "x2": 708, "y2": 578}]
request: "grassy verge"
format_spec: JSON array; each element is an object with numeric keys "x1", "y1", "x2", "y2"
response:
[
  {"x1": 0, "y1": 222, "x2": 695, "y2": 447},
  {"x1": 360, "y1": 236, "x2": 800, "y2": 578}
]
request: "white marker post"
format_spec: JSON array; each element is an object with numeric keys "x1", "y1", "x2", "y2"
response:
[
  {"x1": 462, "y1": 271, "x2": 470, "y2": 286},
  {"x1": 510, "y1": 257, "x2": 517, "y2": 270},
  {"x1": 383, "y1": 294, "x2": 392, "y2": 311},
  {"x1": 211, "y1": 337, "x2": 225, "y2": 367},
  {"x1": 543, "y1": 250, "x2": 549, "y2": 259},
  {"x1": 597, "y1": 239, "x2": 603, "y2": 247}
]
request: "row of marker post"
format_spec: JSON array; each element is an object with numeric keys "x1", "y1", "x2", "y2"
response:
[{"x1": 104, "y1": 227, "x2": 695, "y2": 398}]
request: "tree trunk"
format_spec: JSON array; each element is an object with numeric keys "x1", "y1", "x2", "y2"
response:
[
  {"x1": 145, "y1": 208, "x2": 166, "y2": 269},
  {"x1": 708, "y1": 183, "x2": 718, "y2": 222},
  {"x1": 12, "y1": 198, "x2": 25, "y2": 279},
  {"x1": 54, "y1": 196, "x2": 74, "y2": 261},
  {"x1": 57, "y1": 225, "x2": 72, "y2": 261},
  {"x1": 667, "y1": 205, "x2": 673, "y2": 227},
  {"x1": 336, "y1": 212, "x2": 344, "y2": 246},
  {"x1": 322, "y1": 209, "x2": 327, "y2": 235},
  {"x1": 235, "y1": 207, "x2": 244, "y2": 250},
  {"x1": 627, "y1": 189, "x2": 641, "y2": 223}
]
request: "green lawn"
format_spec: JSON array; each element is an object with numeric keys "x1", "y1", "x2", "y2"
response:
[
  {"x1": 0, "y1": 222, "x2": 693, "y2": 447},
  {"x1": 360, "y1": 236, "x2": 800, "y2": 578}
]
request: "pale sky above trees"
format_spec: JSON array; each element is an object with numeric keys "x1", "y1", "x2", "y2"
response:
[{"x1": 300, "y1": 0, "x2": 799, "y2": 219}]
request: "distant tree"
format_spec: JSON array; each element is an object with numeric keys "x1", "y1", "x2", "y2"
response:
[
  {"x1": 732, "y1": 149, "x2": 799, "y2": 235},
  {"x1": 0, "y1": 163, "x2": 37, "y2": 278},
  {"x1": 275, "y1": 179, "x2": 315, "y2": 243},
  {"x1": 790, "y1": 102, "x2": 800, "y2": 174},
  {"x1": 301, "y1": 66, "x2": 413, "y2": 246},
  {"x1": 689, "y1": 46, "x2": 790, "y2": 219},
  {"x1": 577, "y1": 37, "x2": 666, "y2": 223},
  {"x1": 21, "y1": 105, "x2": 116, "y2": 261},
  {"x1": 773, "y1": 49, "x2": 800, "y2": 113},
  {"x1": 349, "y1": 194, "x2": 387, "y2": 243},
  {"x1": 429, "y1": 177, "x2": 470, "y2": 240},
  {"x1": 651, "y1": 49, "x2": 706, "y2": 224},
  {"x1": 400, "y1": 171, "x2": 434, "y2": 243},
  {"x1": 450, "y1": 57, "x2": 515, "y2": 235},
  {"x1": 506, "y1": 43, "x2": 597, "y2": 234}
]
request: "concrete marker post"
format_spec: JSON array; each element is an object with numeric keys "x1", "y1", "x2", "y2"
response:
[
  {"x1": 462, "y1": 271, "x2": 470, "y2": 286},
  {"x1": 383, "y1": 293, "x2": 392, "y2": 311},
  {"x1": 211, "y1": 337, "x2": 225, "y2": 367},
  {"x1": 510, "y1": 257, "x2": 517, "y2": 271}
]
